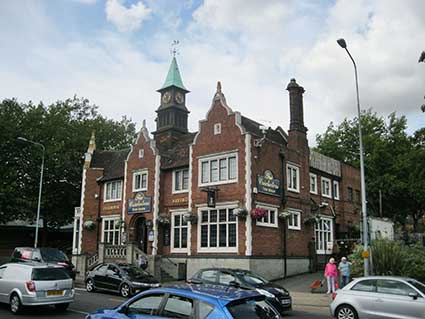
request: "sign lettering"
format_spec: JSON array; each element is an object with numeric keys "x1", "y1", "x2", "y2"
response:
[
  {"x1": 128, "y1": 192, "x2": 152, "y2": 214},
  {"x1": 256, "y1": 170, "x2": 281, "y2": 197}
]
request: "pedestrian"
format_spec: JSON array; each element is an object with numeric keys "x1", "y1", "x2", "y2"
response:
[
  {"x1": 138, "y1": 254, "x2": 148, "y2": 270},
  {"x1": 338, "y1": 256, "x2": 352, "y2": 288},
  {"x1": 324, "y1": 257, "x2": 338, "y2": 294}
]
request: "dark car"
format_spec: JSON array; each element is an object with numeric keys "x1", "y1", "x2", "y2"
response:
[
  {"x1": 189, "y1": 268, "x2": 292, "y2": 313},
  {"x1": 10, "y1": 247, "x2": 76, "y2": 279},
  {"x1": 86, "y1": 284, "x2": 281, "y2": 319},
  {"x1": 85, "y1": 263, "x2": 160, "y2": 298}
]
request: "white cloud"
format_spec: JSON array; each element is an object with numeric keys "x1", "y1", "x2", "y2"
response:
[
  {"x1": 105, "y1": 0, "x2": 151, "y2": 32},
  {"x1": 74, "y1": 0, "x2": 98, "y2": 4}
]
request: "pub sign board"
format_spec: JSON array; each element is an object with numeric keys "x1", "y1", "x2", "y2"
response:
[
  {"x1": 128, "y1": 192, "x2": 152, "y2": 214},
  {"x1": 256, "y1": 170, "x2": 281, "y2": 197}
]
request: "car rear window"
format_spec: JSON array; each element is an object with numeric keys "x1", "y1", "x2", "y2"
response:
[
  {"x1": 32, "y1": 268, "x2": 70, "y2": 281},
  {"x1": 227, "y1": 297, "x2": 278, "y2": 319},
  {"x1": 40, "y1": 249, "x2": 68, "y2": 262}
]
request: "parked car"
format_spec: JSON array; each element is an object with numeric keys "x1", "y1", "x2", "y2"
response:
[
  {"x1": 189, "y1": 268, "x2": 291, "y2": 313},
  {"x1": 86, "y1": 284, "x2": 281, "y2": 319},
  {"x1": 10, "y1": 247, "x2": 76, "y2": 279},
  {"x1": 85, "y1": 263, "x2": 160, "y2": 297},
  {"x1": 0, "y1": 262, "x2": 74, "y2": 314},
  {"x1": 330, "y1": 276, "x2": 425, "y2": 319}
]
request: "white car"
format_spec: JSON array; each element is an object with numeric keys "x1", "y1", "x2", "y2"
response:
[
  {"x1": 330, "y1": 276, "x2": 425, "y2": 319},
  {"x1": 0, "y1": 263, "x2": 74, "y2": 314}
]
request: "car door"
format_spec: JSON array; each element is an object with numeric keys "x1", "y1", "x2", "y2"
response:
[
  {"x1": 347, "y1": 279, "x2": 379, "y2": 318},
  {"x1": 125, "y1": 293, "x2": 167, "y2": 319},
  {"x1": 161, "y1": 294, "x2": 195, "y2": 319},
  {"x1": 373, "y1": 279, "x2": 425, "y2": 319},
  {"x1": 0, "y1": 266, "x2": 8, "y2": 303},
  {"x1": 93, "y1": 265, "x2": 109, "y2": 289},
  {"x1": 105, "y1": 264, "x2": 123, "y2": 291}
]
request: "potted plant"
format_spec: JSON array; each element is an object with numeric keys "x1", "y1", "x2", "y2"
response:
[
  {"x1": 232, "y1": 208, "x2": 248, "y2": 218},
  {"x1": 83, "y1": 220, "x2": 96, "y2": 231},
  {"x1": 278, "y1": 210, "x2": 291, "y2": 219},
  {"x1": 183, "y1": 212, "x2": 198, "y2": 224},
  {"x1": 251, "y1": 207, "x2": 267, "y2": 220},
  {"x1": 157, "y1": 214, "x2": 170, "y2": 225},
  {"x1": 115, "y1": 219, "x2": 126, "y2": 229}
]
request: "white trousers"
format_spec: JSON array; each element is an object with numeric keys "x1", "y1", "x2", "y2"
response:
[{"x1": 326, "y1": 276, "x2": 336, "y2": 293}]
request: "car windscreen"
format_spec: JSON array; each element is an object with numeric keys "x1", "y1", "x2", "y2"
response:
[
  {"x1": 408, "y1": 280, "x2": 425, "y2": 295},
  {"x1": 32, "y1": 268, "x2": 70, "y2": 281},
  {"x1": 227, "y1": 297, "x2": 278, "y2": 319},
  {"x1": 236, "y1": 271, "x2": 268, "y2": 286},
  {"x1": 121, "y1": 266, "x2": 149, "y2": 278},
  {"x1": 40, "y1": 248, "x2": 69, "y2": 262}
]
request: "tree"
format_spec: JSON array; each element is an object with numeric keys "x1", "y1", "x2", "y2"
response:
[
  {"x1": 315, "y1": 110, "x2": 424, "y2": 229},
  {"x1": 0, "y1": 97, "x2": 136, "y2": 228}
]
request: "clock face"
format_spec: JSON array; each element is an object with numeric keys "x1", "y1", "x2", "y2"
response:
[
  {"x1": 162, "y1": 92, "x2": 172, "y2": 104},
  {"x1": 175, "y1": 92, "x2": 184, "y2": 104}
]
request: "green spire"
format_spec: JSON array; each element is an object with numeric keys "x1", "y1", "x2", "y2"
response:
[{"x1": 159, "y1": 57, "x2": 188, "y2": 92}]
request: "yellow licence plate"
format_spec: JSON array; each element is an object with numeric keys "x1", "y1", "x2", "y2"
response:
[{"x1": 47, "y1": 290, "x2": 63, "y2": 296}]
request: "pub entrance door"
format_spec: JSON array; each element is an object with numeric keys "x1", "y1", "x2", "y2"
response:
[{"x1": 135, "y1": 217, "x2": 148, "y2": 253}]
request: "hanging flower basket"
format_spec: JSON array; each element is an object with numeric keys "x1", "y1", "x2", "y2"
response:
[
  {"x1": 157, "y1": 214, "x2": 170, "y2": 225},
  {"x1": 251, "y1": 207, "x2": 267, "y2": 220},
  {"x1": 304, "y1": 214, "x2": 321, "y2": 225},
  {"x1": 278, "y1": 210, "x2": 291, "y2": 220},
  {"x1": 183, "y1": 212, "x2": 198, "y2": 224},
  {"x1": 232, "y1": 208, "x2": 248, "y2": 218},
  {"x1": 83, "y1": 220, "x2": 96, "y2": 231},
  {"x1": 115, "y1": 219, "x2": 126, "y2": 229}
]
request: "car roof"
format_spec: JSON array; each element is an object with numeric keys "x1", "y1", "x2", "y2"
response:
[
  {"x1": 196, "y1": 268, "x2": 250, "y2": 273},
  {"x1": 2, "y1": 262, "x2": 65, "y2": 269},
  {"x1": 152, "y1": 284, "x2": 260, "y2": 305},
  {"x1": 353, "y1": 276, "x2": 414, "y2": 281}
]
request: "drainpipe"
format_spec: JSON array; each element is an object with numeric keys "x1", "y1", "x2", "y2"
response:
[
  {"x1": 279, "y1": 149, "x2": 287, "y2": 278},
  {"x1": 96, "y1": 182, "x2": 102, "y2": 246}
]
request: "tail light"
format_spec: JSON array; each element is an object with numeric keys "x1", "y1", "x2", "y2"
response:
[
  {"x1": 332, "y1": 292, "x2": 337, "y2": 300},
  {"x1": 26, "y1": 281, "x2": 36, "y2": 292}
]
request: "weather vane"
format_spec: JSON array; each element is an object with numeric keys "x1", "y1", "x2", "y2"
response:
[{"x1": 170, "y1": 40, "x2": 180, "y2": 57}]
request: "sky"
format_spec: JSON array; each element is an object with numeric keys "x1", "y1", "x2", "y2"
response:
[{"x1": 1, "y1": 0, "x2": 424, "y2": 145}]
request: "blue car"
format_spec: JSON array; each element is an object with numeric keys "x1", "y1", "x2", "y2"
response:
[{"x1": 86, "y1": 284, "x2": 281, "y2": 319}]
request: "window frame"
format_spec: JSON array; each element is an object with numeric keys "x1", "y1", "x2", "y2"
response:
[
  {"x1": 104, "y1": 180, "x2": 123, "y2": 202},
  {"x1": 101, "y1": 216, "x2": 121, "y2": 245},
  {"x1": 172, "y1": 168, "x2": 189, "y2": 194},
  {"x1": 198, "y1": 152, "x2": 238, "y2": 187},
  {"x1": 127, "y1": 293, "x2": 166, "y2": 316},
  {"x1": 162, "y1": 294, "x2": 195, "y2": 319},
  {"x1": 255, "y1": 204, "x2": 278, "y2": 228},
  {"x1": 314, "y1": 217, "x2": 333, "y2": 254},
  {"x1": 321, "y1": 177, "x2": 332, "y2": 199},
  {"x1": 287, "y1": 209, "x2": 302, "y2": 231},
  {"x1": 310, "y1": 173, "x2": 318, "y2": 194},
  {"x1": 214, "y1": 123, "x2": 221, "y2": 135},
  {"x1": 287, "y1": 163, "x2": 300, "y2": 193},
  {"x1": 133, "y1": 170, "x2": 148, "y2": 192},
  {"x1": 197, "y1": 205, "x2": 238, "y2": 253},
  {"x1": 333, "y1": 180, "x2": 340, "y2": 200},
  {"x1": 170, "y1": 211, "x2": 189, "y2": 253}
]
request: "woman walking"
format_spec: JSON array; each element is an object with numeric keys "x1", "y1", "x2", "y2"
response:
[{"x1": 324, "y1": 257, "x2": 338, "y2": 294}]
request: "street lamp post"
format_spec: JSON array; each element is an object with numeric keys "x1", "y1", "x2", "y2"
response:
[
  {"x1": 337, "y1": 38, "x2": 369, "y2": 276},
  {"x1": 17, "y1": 137, "x2": 45, "y2": 248}
]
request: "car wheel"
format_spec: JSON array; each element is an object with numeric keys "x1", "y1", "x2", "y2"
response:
[
  {"x1": 55, "y1": 303, "x2": 70, "y2": 312},
  {"x1": 336, "y1": 305, "x2": 358, "y2": 319},
  {"x1": 120, "y1": 283, "x2": 131, "y2": 298},
  {"x1": 86, "y1": 279, "x2": 95, "y2": 292},
  {"x1": 10, "y1": 293, "x2": 22, "y2": 314}
]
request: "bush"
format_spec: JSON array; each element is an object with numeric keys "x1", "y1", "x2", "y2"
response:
[{"x1": 349, "y1": 239, "x2": 425, "y2": 282}]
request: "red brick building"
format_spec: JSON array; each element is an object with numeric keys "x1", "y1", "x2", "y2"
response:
[{"x1": 72, "y1": 57, "x2": 361, "y2": 281}]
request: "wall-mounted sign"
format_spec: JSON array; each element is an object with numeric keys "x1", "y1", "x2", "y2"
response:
[
  {"x1": 256, "y1": 170, "x2": 281, "y2": 197},
  {"x1": 148, "y1": 230, "x2": 154, "y2": 242},
  {"x1": 104, "y1": 204, "x2": 120, "y2": 211},
  {"x1": 172, "y1": 197, "x2": 188, "y2": 205},
  {"x1": 128, "y1": 192, "x2": 152, "y2": 214}
]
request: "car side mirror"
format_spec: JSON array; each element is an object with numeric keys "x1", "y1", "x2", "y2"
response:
[
  {"x1": 119, "y1": 304, "x2": 129, "y2": 315},
  {"x1": 229, "y1": 281, "x2": 240, "y2": 288},
  {"x1": 408, "y1": 292, "x2": 419, "y2": 300},
  {"x1": 188, "y1": 278, "x2": 202, "y2": 284}
]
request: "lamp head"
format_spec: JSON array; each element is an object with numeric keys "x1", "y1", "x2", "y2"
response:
[
  {"x1": 337, "y1": 38, "x2": 347, "y2": 49},
  {"x1": 17, "y1": 137, "x2": 28, "y2": 142}
]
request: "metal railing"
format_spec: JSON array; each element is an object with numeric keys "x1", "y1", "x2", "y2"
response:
[{"x1": 87, "y1": 253, "x2": 99, "y2": 269}]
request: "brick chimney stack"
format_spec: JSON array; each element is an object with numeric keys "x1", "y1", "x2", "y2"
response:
[{"x1": 286, "y1": 78, "x2": 307, "y2": 133}]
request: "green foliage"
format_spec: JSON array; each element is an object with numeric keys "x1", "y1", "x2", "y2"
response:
[
  {"x1": 350, "y1": 240, "x2": 425, "y2": 282},
  {"x1": 315, "y1": 110, "x2": 425, "y2": 228},
  {"x1": 0, "y1": 97, "x2": 136, "y2": 228}
]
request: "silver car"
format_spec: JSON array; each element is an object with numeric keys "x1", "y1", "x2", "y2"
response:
[
  {"x1": 330, "y1": 276, "x2": 425, "y2": 319},
  {"x1": 0, "y1": 262, "x2": 74, "y2": 314}
]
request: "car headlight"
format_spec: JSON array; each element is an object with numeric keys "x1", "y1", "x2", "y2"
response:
[
  {"x1": 275, "y1": 288, "x2": 289, "y2": 295},
  {"x1": 256, "y1": 288, "x2": 276, "y2": 298}
]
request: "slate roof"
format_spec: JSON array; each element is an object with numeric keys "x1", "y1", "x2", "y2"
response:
[
  {"x1": 241, "y1": 116, "x2": 287, "y2": 145},
  {"x1": 90, "y1": 149, "x2": 130, "y2": 181},
  {"x1": 158, "y1": 133, "x2": 196, "y2": 170}
]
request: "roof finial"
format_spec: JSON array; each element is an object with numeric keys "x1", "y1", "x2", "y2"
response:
[
  {"x1": 217, "y1": 81, "x2": 222, "y2": 93},
  {"x1": 142, "y1": 119, "x2": 146, "y2": 128},
  {"x1": 170, "y1": 40, "x2": 180, "y2": 57}
]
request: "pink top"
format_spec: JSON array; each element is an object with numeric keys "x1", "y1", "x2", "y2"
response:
[{"x1": 324, "y1": 263, "x2": 338, "y2": 277}]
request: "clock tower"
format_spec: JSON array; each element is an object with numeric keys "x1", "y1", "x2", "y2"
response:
[{"x1": 153, "y1": 57, "x2": 190, "y2": 141}]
